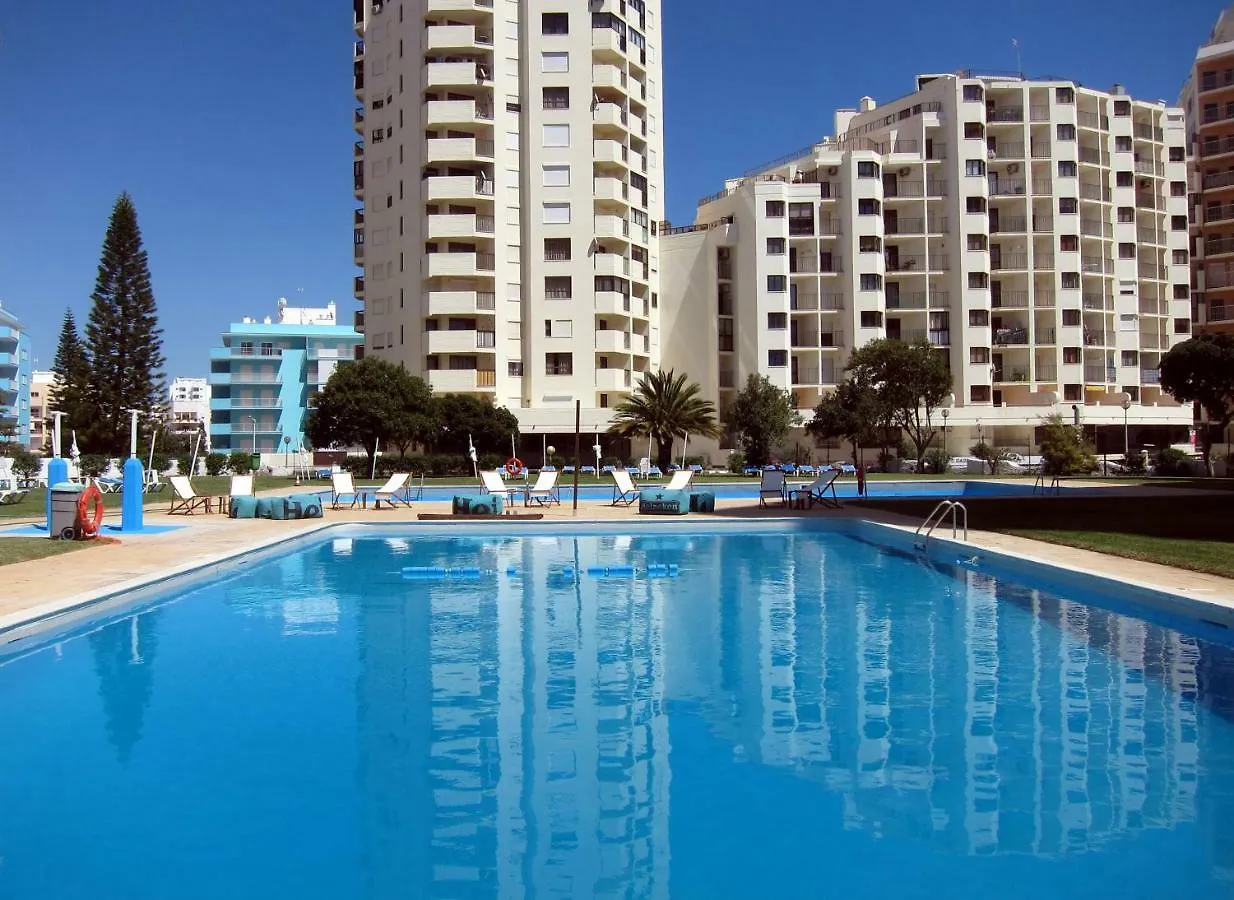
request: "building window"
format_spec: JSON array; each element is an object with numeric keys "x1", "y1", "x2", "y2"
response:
[
  {"x1": 1115, "y1": 171, "x2": 1133, "y2": 188},
  {"x1": 967, "y1": 234, "x2": 988, "y2": 251},
  {"x1": 545, "y1": 353, "x2": 573, "y2": 375},
  {"x1": 969, "y1": 309, "x2": 989, "y2": 327},
  {"x1": 765, "y1": 200, "x2": 785, "y2": 217},
  {"x1": 718, "y1": 318, "x2": 734, "y2": 351},
  {"x1": 859, "y1": 235, "x2": 882, "y2": 253},
  {"x1": 1170, "y1": 181, "x2": 1186, "y2": 197},
  {"x1": 542, "y1": 202, "x2": 571, "y2": 224},
  {"x1": 1063, "y1": 347, "x2": 1081, "y2": 364},
  {"x1": 1171, "y1": 215, "x2": 1187, "y2": 231},
  {"x1": 857, "y1": 198, "x2": 880, "y2": 215},
  {"x1": 1060, "y1": 235, "x2": 1079, "y2": 252},
  {"x1": 1118, "y1": 242, "x2": 1136, "y2": 259},
  {"x1": 1115, "y1": 136, "x2": 1132, "y2": 153},
  {"x1": 1063, "y1": 309, "x2": 1081, "y2": 326},
  {"x1": 541, "y1": 51, "x2": 569, "y2": 73},
  {"x1": 1173, "y1": 284, "x2": 1189, "y2": 299},
  {"x1": 544, "y1": 319, "x2": 572, "y2": 338},
  {"x1": 1056, "y1": 87, "x2": 1074, "y2": 104},
  {"x1": 1169, "y1": 146, "x2": 1185, "y2": 162},
  {"x1": 1061, "y1": 272, "x2": 1080, "y2": 289},
  {"x1": 541, "y1": 12, "x2": 568, "y2": 34},
  {"x1": 1173, "y1": 249, "x2": 1188, "y2": 265},
  {"x1": 508, "y1": 361, "x2": 523, "y2": 377},
  {"x1": 1063, "y1": 384, "x2": 1082, "y2": 402},
  {"x1": 965, "y1": 159, "x2": 986, "y2": 177},
  {"x1": 859, "y1": 273, "x2": 883, "y2": 291},
  {"x1": 1117, "y1": 206, "x2": 1135, "y2": 223},
  {"x1": 542, "y1": 86, "x2": 569, "y2": 110},
  {"x1": 542, "y1": 164, "x2": 570, "y2": 186},
  {"x1": 1059, "y1": 197, "x2": 1077, "y2": 214},
  {"x1": 970, "y1": 385, "x2": 991, "y2": 403},
  {"x1": 540, "y1": 125, "x2": 572, "y2": 151},
  {"x1": 766, "y1": 237, "x2": 785, "y2": 255},
  {"x1": 718, "y1": 283, "x2": 733, "y2": 315},
  {"x1": 544, "y1": 237, "x2": 570, "y2": 260},
  {"x1": 967, "y1": 196, "x2": 987, "y2": 213},
  {"x1": 857, "y1": 161, "x2": 880, "y2": 178},
  {"x1": 1113, "y1": 100, "x2": 1130, "y2": 117},
  {"x1": 970, "y1": 347, "x2": 990, "y2": 364},
  {"x1": 1057, "y1": 124, "x2": 1076, "y2": 141},
  {"x1": 545, "y1": 276, "x2": 572, "y2": 299},
  {"x1": 767, "y1": 275, "x2": 787, "y2": 292},
  {"x1": 963, "y1": 84, "x2": 984, "y2": 102},
  {"x1": 767, "y1": 312, "x2": 787, "y2": 329},
  {"x1": 968, "y1": 272, "x2": 989, "y2": 289},
  {"x1": 860, "y1": 311, "x2": 883, "y2": 328},
  {"x1": 768, "y1": 349, "x2": 788, "y2": 367},
  {"x1": 964, "y1": 122, "x2": 984, "y2": 139},
  {"x1": 1174, "y1": 317, "x2": 1191, "y2": 334},
  {"x1": 1057, "y1": 160, "x2": 1076, "y2": 177},
  {"x1": 1121, "y1": 350, "x2": 1139, "y2": 367}
]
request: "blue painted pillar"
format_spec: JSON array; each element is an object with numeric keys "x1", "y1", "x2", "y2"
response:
[
  {"x1": 122, "y1": 457, "x2": 145, "y2": 532},
  {"x1": 45, "y1": 458, "x2": 69, "y2": 534}
]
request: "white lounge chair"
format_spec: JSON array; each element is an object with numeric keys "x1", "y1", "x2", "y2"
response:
[
  {"x1": 525, "y1": 470, "x2": 561, "y2": 506},
  {"x1": 331, "y1": 473, "x2": 361, "y2": 509},
  {"x1": 610, "y1": 469, "x2": 641, "y2": 506},
  {"x1": 758, "y1": 470, "x2": 787, "y2": 508},
  {"x1": 791, "y1": 470, "x2": 841, "y2": 510},
  {"x1": 169, "y1": 476, "x2": 213, "y2": 515},
  {"x1": 230, "y1": 475, "x2": 254, "y2": 498},
  {"x1": 0, "y1": 488, "x2": 29, "y2": 506},
  {"x1": 144, "y1": 470, "x2": 167, "y2": 493},
  {"x1": 480, "y1": 470, "x2": 518, "y2": 504},
  {"x1": 665, "y1": 469, "x2": 693, "y2": 492},
  {"x1": 373, "y1": 473, "x2": 412, "y2": 509}
]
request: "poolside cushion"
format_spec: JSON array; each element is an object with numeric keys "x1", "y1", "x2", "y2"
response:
[
  {"x1": 229, "y1": 496, "x2": 259, "y2": 519},
  {"x1": 689, "y1": 491, "x2": 716, "y2": 513},
  {"x1": 453, "y1": 494, "x2": 503, "y2": 515},
  {"x1": 255, "y1": 497, "x2": 275, "y2": 519},
  {"x1": 265, "y1": 497, "x2": 291, "y2": 520},
  {"x1": 639, "y1": 489, "x2": 689, "y2": 516},
  {"x1": 288, "y1": 493, "x2": 323, "y2": 519}
]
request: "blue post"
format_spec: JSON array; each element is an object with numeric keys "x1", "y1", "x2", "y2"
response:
[
  {"x1": 44, "y1": 458, "x2": 69, "y2": 533},
  {"x1": 122, "y1": 457, "x2": 145, "y2": 532}
]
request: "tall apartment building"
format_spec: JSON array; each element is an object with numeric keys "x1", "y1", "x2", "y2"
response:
[
  {"x1": 29, "y1": 370, "x2": 58, "y2": 451},
  {"x1": 351, "y1": 0, "x2": 665, "y2": 449},
  {"x1": 1181, "y1": 4, "x2": 1234, "y2": 335},
  {"x1": 208, "y1": 299, "x2": 363, "y2": 453},
  {"x1": 663, "y1": 74, "x2": 1195, "y2": 456},
  {"x1": 168, "y1": 377, "x2": 212, "y2": 448},
  {"x1": 0, "y1": 304, "x2": 33, "y2": 449}
]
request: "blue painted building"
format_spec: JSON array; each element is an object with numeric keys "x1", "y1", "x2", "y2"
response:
[
  {"x1": 208, "y1": 300, "x2": 363, "y2": 453},
  {"x1": 0, "y1": 304, "x2": 33, "y2": 449}
]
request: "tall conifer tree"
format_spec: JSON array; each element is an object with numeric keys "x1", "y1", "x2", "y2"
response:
[
  {"x1": 47, "y1": 309, "x2": 92, "y2": 455},
  {"x1": 84, "y1": 193, "x2": 166, "y2": 452}
]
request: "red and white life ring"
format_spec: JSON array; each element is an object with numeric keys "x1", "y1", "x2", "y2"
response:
[
  {"x1": 505, "y1": 457, "x2": 524, "y2": 477},
  {"x1": 76, "y1": 483, "x2": 105, "y2": 538}
]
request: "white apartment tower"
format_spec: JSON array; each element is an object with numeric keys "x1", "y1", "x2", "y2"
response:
[
  {"x1": 662, "y1": 73, "x2": 1195, "y2": 455},
  {"x1": 352, "y1": 0, "x2": 665, "y2": 436}
]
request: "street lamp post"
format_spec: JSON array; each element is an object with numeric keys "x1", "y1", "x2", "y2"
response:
[
  {"x1": 941, "y1": 408, "x2": 949, "y2": 462},
  {"x1": 1122, "y1": 395, "x2": 1132, "y2": 462},
  {"x1": 246, "y1": 416, "x2": 257, "y2": 455}
]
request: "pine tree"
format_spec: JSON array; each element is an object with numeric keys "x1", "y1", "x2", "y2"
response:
[
  {"x1": 84, "y1": 193, "x2": 166, "y2": 453},
  {"x1": 47, "y1": 308, "x2": 93, "y2": 455}
]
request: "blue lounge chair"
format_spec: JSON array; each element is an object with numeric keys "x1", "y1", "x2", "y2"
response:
[
  {"x1": 581, "y1": 465, "x2": 596, "y2": 475},
  {"x1": 562, "y1": 465, "x2": 576, "y2": 474},
  {"x1": 840, "y1": 463, "x2": 858, "y2": 475},
  {"x1": 743, "y1": 465, "x2": 760, "y2": 476},
  {"x1": 689, "y1": 464, "x2": 703, "y2": 473},
  {"x1": 648, "y1": 465, "x2": 664, "y2": 477},
  {"x1": 798, "y1": 464, "x2": 815, "y2": 476},
  {"x1": 782, "y1": 463, "x2": 797, "y2": 475}
]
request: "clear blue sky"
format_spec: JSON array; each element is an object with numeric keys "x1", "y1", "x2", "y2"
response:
[{"x1": 0, "y1": 0, "x2": 1221, "y2": 377}]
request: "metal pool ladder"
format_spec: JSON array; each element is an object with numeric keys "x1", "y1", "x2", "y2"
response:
[{"x1": 914, "y1": 500, "x2": 968, "y2": 549}]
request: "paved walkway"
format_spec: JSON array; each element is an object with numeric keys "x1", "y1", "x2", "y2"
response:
[{"x1": 3, "y1": 489, "x2": 1233, "y2": 634}]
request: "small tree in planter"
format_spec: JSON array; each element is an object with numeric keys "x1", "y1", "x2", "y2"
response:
[
  {"x1": 204, "y1": 452, "x2": 228, "y2": 476},
  {"x1": 228, "y1": 451, "x2": 252, "y2": 475},
  {"x1": 10, "y1": 448, "x2": 40, "y2": 485}
]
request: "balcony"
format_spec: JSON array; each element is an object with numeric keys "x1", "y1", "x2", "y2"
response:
[
  {"x1": 229, "y1": 370, "x2": 282, "y2": 385},
  {"x1": 1204, "y1": 203, "x2": 1234, "y2": 225},
  {"x1": 426, "y1": 0, "x2": 497, "y2": 10},
  {"x1": 988, "y1": 106, "x2": 1024, "y2": 123},
  {"x1": 1079, "y1": 182, "x2": 1110, "y2": 202},
  {"x1": 1077, "y1": 146, "x2": 1104, "y2": 165},
  {"x1": 226, "y1": 397, "x2": 283, "y2": 410},
  {"x1": 993, "y1": 327, "x2": 1030, "y2": 346},
  {"x1": 991, "y1": 253, "x2": 1028, "y2": 271},
  {"x1": 425, "y1": 99, "x2": 493, "y2": 126},
  {"x1": 884, "y1": 180, "x2": 924, "y2": 198},
  {"x1": 990, "y1": 215, "x2": 1027, "y2": 233},
  {"x1": 592, "y1": 63, "x2": 626, "y2": 91},
  {"x1": 1134, "y1": 158, "x2": 1162, "y2": 177},
  {"x1": 595, "y1": 330, "x2": 631, "y2": 353},
  {"x1": 595, "y1": 368, "x2": 632, "y2": 391},
  {"x1": 353, "y1": 107, "x2": 364, "y2": 134},
  {"x1": 1030, "y1": 141, "x2": 1052, "y2": 159},
  {"x1": 1034, "y1": 289, "x2": 1056, "y2": 307},
  {"x1": 1079, "y1": 218, "x2": 1110, "y2": 237},
  {"x1": 1082, "y1": 293, "x2": 1110, "y2": 310},
  {"x1": 988, "y1": 142, "x2": 1025, "y2": 159},
  {"x1": 425, "y1": 61, "x2": 490, "y2": 88},
  {"x1": 593, "y1": 102, "x2": 628, "y2": 130},
  {"x1": 425, "y1": 175, "x2": 495, "y2": 202},
  {"x1": 1137, "y1": 226, "x2": 1164, "y2": 245},
  {"x1": 593, "y1": 139, "x2": 628, "y2": 166},
  {"x1": 1083, "y1": 330, "x2": 1108, "y2": 347},
  {"x1": 1141, "y1": 368, "x2": 1162, "y2": 385},
  {"x1": 1138, "y1": 260, "x2": 1164, "y2": 280},
  {"x1": 989, "y1": 178, "x2": 1027, "y2": 196},
  {"x1": 425, "y1": 213, "x2": 495, "y2": 238},
  {"x1": 992, "y1": 291, "x2": 1029, "y2": 309},
  {"x1": 426, "y1": 330, "x2": 497, "y2": 354},
  {"x1": 354, "y1": 276, "x2": 365, "y2": 297},
  {"x1": 593, "y1": 176, "x2": 628, "y2": 203},
  {"x1": 1077, "y1": 111, "x2": 1106, "y2": 130},
  {"x1": 427, "y1": 290, "x2": 496, "y2": 315},
  {"x1": 1203, "y1": 170, "x2": 1234, "y2": 190},
  {"x1": 593, "y1": 214, "x2": 629, "y2": 240},
  {"x1": 592, "y1": 253, "x2": 629, "y2": 277},
  {"x1": 1036, "y1": 364, "x2": 1058, "y2": 381},
  {"x1": 425, "y1": 136, "x2": 495, "y2": 163},
  {"x1": 424, "y1": 252, "x2": 495, "y2": 278},
  {"x1": 1034, "y1": 253, "x2": 1055, "y2": 269},
  {"x1": 994, "y1": 367, "x2": 1031, "y2": 383},
  {"x1": 1081, "y1": 255, "x2": 1112, "y2": 274},
  {"x1": 595, "y1": 291, "x2": 631, "y2": 316},
  {"x1": 1084, "y1": 365, "x2": 1113, "y2": 383},
  {"x1": 886, "y1": 253, "x2": 946, "y2": 272},
  {"x1": 1139, "y1": 332, "x2": 1164, "y2": 350},
  {"x1": 424, "y1": 24, "x2": 493, "y2": 52},
  {"x1": 427, "y1": 369, "x2": 496, "y2": 392},
  {"x1": 1205, "y1": 236, "x2": 1234, "y2": 258}
]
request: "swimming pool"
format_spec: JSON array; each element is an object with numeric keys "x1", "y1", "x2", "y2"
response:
[
  {"x1": 2, "y1": 522, "x2": 1232, "y2": 898},
  {"x1": 400, "y1": 478, "x2": 1047, "y2": 503}
]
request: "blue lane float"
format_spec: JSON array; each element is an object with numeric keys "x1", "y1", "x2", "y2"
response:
[
  {"x1": 647, "y1": 564, "x2": 680, "y2": 578},
  {"x1": 586, "y1": 564, "x2": 637, "y2": 578},
  {"x1": 402, "y1": 565, "x2": 484, "y2": 581}
]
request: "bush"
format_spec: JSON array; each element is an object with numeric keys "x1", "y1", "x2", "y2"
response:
[
  {"x1": 228, "y1": 451, "x2": 253, "y2": 475},
  {"x1": 150, "y1": 452, "x2": 170, "y2": 474},
  {"x1": 923, "y1": 449, "x2": 950, "y2": 475},
  {"x1": 1120, "y1": 453, "x2": 1147, "y2": 476},
  {"x1": 10, "y1": 448, "x2": 39, "y2": 482},
  {"x1": 1155, "y1": 447, "x2": 1191, "y2": 477},
  {"x1": 727, "y1": 451, "x2": 747, "y2": 474},
  {"x1": 79, "y1": 454, "x2": 108, "y2": 478},
  {"x1": 174, "y1": 453, "x2": 194, "y2": 477},
  {"x1": 204, "y1": 452, "x2": 228, "y2": 476}
]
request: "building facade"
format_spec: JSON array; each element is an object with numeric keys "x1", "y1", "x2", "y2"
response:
[
  {"x1": 28, "y1": 370, "x2": 58, "y2": 451},
  {"x1": 351, "y1": 0, "x2": 665, "y2": 440},
  {"x1": 168, "y1": 377, "x2": 212, "y2": 449},
  {"x1": 208, "y1": 299, "x2": 363, "y2": 453},
  {"x1": 662, "y1": 74, "x2": 1195, "y2": 456},
  {"x1": 1180, "y1": 5, "x2": 1234, "y2": 335},
  {"x1": 0, "y1": 305, "x2": 33, "y2": 450}
]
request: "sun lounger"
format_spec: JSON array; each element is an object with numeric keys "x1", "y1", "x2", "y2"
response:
[
  {"x1": 480, "y1": 470, "x2": 518, "y2": 504},
  {"x1": 373, "y1": 473, "x2": 412, "y2": 508},
  {"x1": 581, "y1": 465, "x2": 596, "y2": 475},
  {"x1": 525, "y1": 470, "x2": 561, "y2": 506},
  {"x1": 169, "y1": 476, "x2": 213, "y2": 515},
  {"x1": 0, "y1": 488, "x2": 29, "y2": 506},
  {"x1": 790, "y1": 470, "x2": 842, "y2": 510},
  {"x1": 610, "y1": 469, "x2": 641, "y2": 506},
  {"x1": 758, "y1": 470, "x2": 787, "y2": 508},
  {"x1": 96, "y1": 477, "x2": 122, "y2": 494},
  {"x1": 665, "y1": 470, "x2": 693, "y2": 492},
  {"x1": 331, "y1": 473, "x2": 361, "y2": 509}
]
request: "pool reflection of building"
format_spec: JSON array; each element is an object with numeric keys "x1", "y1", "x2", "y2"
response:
[
  {"x1": 223, "y1": 550, "x2": 340, "y2": 636},
  {"x1": 343, "y1": 535, "x2": 672, "y2": 898},
  {"x1": 664, "y1": 534, "x2": 1206, "y2": 859}
]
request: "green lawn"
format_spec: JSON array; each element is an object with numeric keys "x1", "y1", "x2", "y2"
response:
[
  {"x1": 0, "y1": 537, "x2": 91, "y2": 566},
  {"x1": 857, "y1": 491, "x2": 1234, "y2": 580}
]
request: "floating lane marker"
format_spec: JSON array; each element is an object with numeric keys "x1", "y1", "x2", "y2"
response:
[{"x1": 402, "y1": 566, "x2": 484, "y2": 581}]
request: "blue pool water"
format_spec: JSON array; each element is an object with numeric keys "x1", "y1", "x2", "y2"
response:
[{"x1": 2, "y1": 524, "x2": 1233, "y2": 899}]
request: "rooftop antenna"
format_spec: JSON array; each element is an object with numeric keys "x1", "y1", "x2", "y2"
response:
[{"x1": 1012, "y1": 37, "x2": 1022, "y2": 77}]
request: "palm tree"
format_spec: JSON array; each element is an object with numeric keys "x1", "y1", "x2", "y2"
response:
[{"x1": 608, "y1": 370, "x2": 720, "y2": 470}]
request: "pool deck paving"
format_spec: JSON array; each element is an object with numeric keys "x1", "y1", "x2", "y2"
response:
[{"x1": 2, "y1": 484, "x2": 1233, "y2": 635}]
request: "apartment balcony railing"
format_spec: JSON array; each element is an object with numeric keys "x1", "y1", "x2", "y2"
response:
[
  {"x1": 1139, "y1": 332, "x2": 1164, "y2": 349},
  {"x1": 1030, "y1": 141, "x2": 1052, "y2": 159},
  {"x1": 991, "y1": 215, "x2": 1027, "y2": 233},
  {"x1": 994, "y1": 367, "x2": 1031, "y2": 382},
  {"x1": 1080, "y1": 219, "x2": 1111, "y2": 237},
  {"x1": 1202, "y1": 137, "x2": 1234, "y2": 158},
  {"x1": 885, "y1": 180, "x2": 924, "y2": 198},
  {"x1": 1137, "y1": 226, "x2": 1164, "y2": 244},
  {"x1": 1034, "y1": 289, "x2": 1056, "y2": 307},
  {"x1": 886, "y1": 293, "x2": 927, "y2": 310},
  {"x1": 1201, "y1": 71, "x2": 1234, "y2": 93},
  {"x1": 1085, "y1": 365, "x2": 1114, "y2": 382},
  {"x1": 1078, "y1": 146, "x2": 1103, "y2": 164},
  {"x1": 926, "y1": 180, "x2": 948, "y2": 196},
  {"x1": 1139, "y1": 260, "x2": 1165, "y2": 279},
  {"x1": 1141, "y1": 368, "x2": 1162, "y2": 384},
  {"x1": 1037, "y1": 328, "x2": 1057, "y2": 344},
  {"x1": 1134, "y1": 159, "x2": 1162, "y2": 176},
  {"x1": 1079, "y1": 182, "x2": 1111, "y2": 201},
  {"x1": 1081, "y1": 255, "x2": 1112, "y2": 273},
  {"x1": 1032, "y1": 178, "x2": 1053, "y2": 195},
  {"x1": 1205, "y1": 203, "x2": 1234, "y2": 224},
  {"x1": 989, "y1": 178, "x2": 1026, "y2": 196},
  {"x1": 989, "y1": 106, "x2": 1024, "y2": 122},
  {"x1": 1077, "y1": 111, "x2": 1108, "y2": 130},
  {"x1": 885, "y1": 254, "x2": 946, "y2": 272},
  {"x1": 354, "y1": 276, "x2": 364, "y2": 295},
  {"x1": 818, "y1": 333, "x2": 846, "y2": 349},
  {"x1": 992, "y1": 291, "x2": 1030, "y2": 308},
  {"x1": 1205, "y1": 236, "x2": 1234, "y2": 256},
  {"x1": 1204, "y1": 170, "x2": 1234, "y2": 190},
  {"x1": 1032, "y1": 215, "x2": 1054, "y2": 232},
  {"x1": 989, "y1": 143, "x2": 1025, "y2": 159},
  {"x1": 1208, "y1": 269, "x2": 1234, "y2": 289},
  {"x1": 1082, "y1": 293, "x2": 1111, "y2": 310},
  {"x1": 991, "y1": 253, "x2": 1028, "y2": 271},
  {"x1": 1083, "y1": 330, "x2": 1108, "y2": 346},
  {"x1": 1211, "y1": 302, "x2": 1234, "y2": 321},
  {"x1": 1029, "y1": 105, "x2": 1050, "y2": 122},
  {"x1": 993, "y1": 327, "x2": 1030, "y2": 346},
  {"x1": 1036, "y1": 364, "x2": 1058, "y2": 381},
  {"x1": 1135, "y1": 191, "x2": 1158, "y2": 208},
  {"x1": 1133, "y1": 123, "x2": 1163, "y2": 141}
]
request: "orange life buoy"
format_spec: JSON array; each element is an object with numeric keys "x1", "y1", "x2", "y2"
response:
[
  {"x1": 505, "y1": 457, "x2": 524, "y2": 477},
  {"x1": 77, "y1": 483, "x2": 105, "y2": 537}
]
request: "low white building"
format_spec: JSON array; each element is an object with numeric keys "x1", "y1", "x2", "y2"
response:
[
  {"x1": 169, "y1": 376, "x2": 211, "y2": 449},
  {"x1": 29, "y1": 370, "x2": 58, "y2": 451}
]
